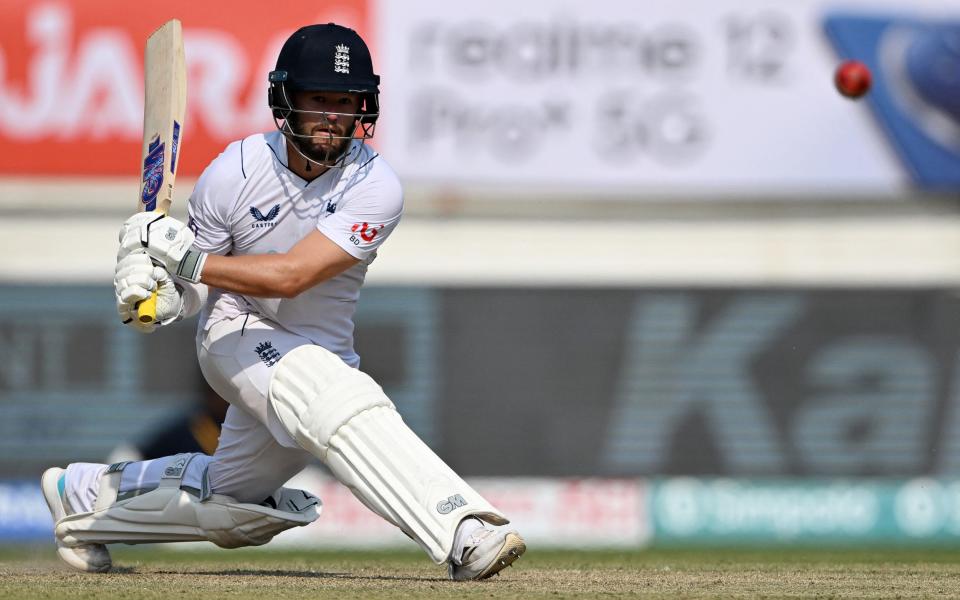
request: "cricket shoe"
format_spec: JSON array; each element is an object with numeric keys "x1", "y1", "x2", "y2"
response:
[
  {"x1": 448, "y1": 527, "x2": 526, "y2": 581},
  {"x1": 40, "y1": 467, "x2": 112, "y2": 573}
]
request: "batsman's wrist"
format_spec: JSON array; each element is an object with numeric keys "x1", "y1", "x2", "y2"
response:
[{"x1": 175, "y1": 249, "x2": 208, "y2": 283}]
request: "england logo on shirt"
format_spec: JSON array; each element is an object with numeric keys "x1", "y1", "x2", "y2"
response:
[{"x1": 255, "y1": 341, "x2": 282, "y2": 367}]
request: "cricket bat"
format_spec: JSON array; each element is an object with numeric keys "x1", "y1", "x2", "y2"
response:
[{"x1": 135, "y1": 19, "x2": 187, "y2": 323}]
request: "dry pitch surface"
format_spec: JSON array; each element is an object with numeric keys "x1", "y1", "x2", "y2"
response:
[{"x1": 2, "y1": 546, "x2": 959, "y2": 599}]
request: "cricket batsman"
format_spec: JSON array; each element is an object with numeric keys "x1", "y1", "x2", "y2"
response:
[{"x1": 41, "y1": 23, "x2": 526, "y2": 580}]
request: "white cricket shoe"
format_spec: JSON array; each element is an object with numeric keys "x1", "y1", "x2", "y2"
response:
[
  {"x1": 40, "y1": 467, "x2": 112, "y2": 573},
  {"x1": 448, "y1": 527, "x2": 526, "y2": 581}
]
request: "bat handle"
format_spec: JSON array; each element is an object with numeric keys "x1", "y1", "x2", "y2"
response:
[
  {"x1": 137, "y1": 291, "x2": 159, "y2": 323},
  {"x1": 134, "y1": 208, "x2": 167, "y2": 324}
]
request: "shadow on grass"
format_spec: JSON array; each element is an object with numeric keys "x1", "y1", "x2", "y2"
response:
[{"x1": 145, "y1": 568, "x2": 444, "y2": 583}]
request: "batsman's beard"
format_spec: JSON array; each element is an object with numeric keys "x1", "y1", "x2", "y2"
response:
[{"x1": 289, "y1": 118, "x2": 355, "y2": 167}]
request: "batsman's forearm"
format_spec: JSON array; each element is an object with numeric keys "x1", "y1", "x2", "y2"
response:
[{"x1": 199, "y1": 253, "x2": 312, "y2": 298}]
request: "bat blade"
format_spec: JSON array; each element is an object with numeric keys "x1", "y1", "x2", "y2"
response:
[{"x1": 136, "y1": 19, "x2": 186, "y2": 323}]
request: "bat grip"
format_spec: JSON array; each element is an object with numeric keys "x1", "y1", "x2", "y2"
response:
[
  {"x1": 134, "y1": 208, "x2": 167, "y2": 324},
  {"x1": 137, "y1": 291, "x2": 159, "y2": 323}
]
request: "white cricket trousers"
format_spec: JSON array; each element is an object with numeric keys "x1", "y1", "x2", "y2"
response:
[
  {"x1": 195, "y1": 312, "x2": 318, "y2": 502},
  {"x1": 69, "y1": 313, "x2": 325, "y2": 509}
]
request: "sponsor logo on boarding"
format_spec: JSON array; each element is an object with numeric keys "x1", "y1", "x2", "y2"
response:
[
  {"x1": 823, "y1": 15, "x2": 960, "y2": 189},
  {"x1": 436, "y1": 494, "x2": 468, "y2": 514},
  {"x1": 255, "y1": 341, "x2": 282, "y2": 367},
  {"x1": 349, "y1": 222, "x2": 384, "y2": 245},
  {"x1": 0, "y1": 3, "x2": 374, "y2": 177},
  {"x1": 250, "y1": 204, "x2": 281, "y2": 228},
  {"x1": 140, "y1": 137, "x2": 165, "y2": 211}
]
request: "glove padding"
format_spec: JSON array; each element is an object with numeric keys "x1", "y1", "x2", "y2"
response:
[
  {"x1": 118, "y1": 212, "x2": 206, "y2": 283},
  {"x1": 115, "y1": 252, "x2": 184, "y2": 333}
]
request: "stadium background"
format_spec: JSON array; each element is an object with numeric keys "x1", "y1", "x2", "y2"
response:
[{"x1": 1, "y1": 0, "x2": 960, "y2": 552}]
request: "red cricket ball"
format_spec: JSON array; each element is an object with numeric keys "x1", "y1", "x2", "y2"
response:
[{"x1": 834, "y1": 60, "x2": 872, "y2": 99}]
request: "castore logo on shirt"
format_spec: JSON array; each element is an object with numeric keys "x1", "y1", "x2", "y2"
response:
[{"x1": 250, "y1": 204, "x2": 280, "y2": 228}]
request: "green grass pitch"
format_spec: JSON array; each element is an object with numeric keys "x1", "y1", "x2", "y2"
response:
[{"x1": 2, "y1": 546, "x2": 959, "y2": 599}]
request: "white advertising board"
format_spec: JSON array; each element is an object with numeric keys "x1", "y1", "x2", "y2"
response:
[{"x1": 374, "y1": 0, "x2": 960, "y2": 195}]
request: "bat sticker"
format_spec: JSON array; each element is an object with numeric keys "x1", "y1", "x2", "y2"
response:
[
  {"x1": 170, "y1": 121, "x2": 181, "y2": 174},
  {"x1": 141, "y1": 136, "x2": 165, "y2": 211}
]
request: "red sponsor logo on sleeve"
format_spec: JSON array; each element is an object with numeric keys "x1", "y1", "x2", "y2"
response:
[{"x1": 350, "y1": 222, "x2": 384, "y2": 243}]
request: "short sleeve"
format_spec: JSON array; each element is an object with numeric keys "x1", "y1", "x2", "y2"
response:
[
  {"x1": 186, "y1": 143, "x2": 243, "y2": 255},
  {"x1": 316, "y1": 163, "x2": 404, "y2": 260}
]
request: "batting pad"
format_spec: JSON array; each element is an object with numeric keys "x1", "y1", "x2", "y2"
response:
[
  {"x1": 56, "y1": 454, "x2": 320, "y2": 548},
  {"x1": 269, "y1": 345, "x2": 508, "y2": 564}
]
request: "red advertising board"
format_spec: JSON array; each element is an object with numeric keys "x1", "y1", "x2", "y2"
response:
[{"x1": 0, "y1": 0, "x2": 371, "y2": 176}]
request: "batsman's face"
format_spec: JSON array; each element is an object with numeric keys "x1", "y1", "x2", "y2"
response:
[{"x1": 291, "y1": 90, "x2": 362, "y2": 160}]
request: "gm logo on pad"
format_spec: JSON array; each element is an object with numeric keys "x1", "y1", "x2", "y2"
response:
[{"x1": 436, "y1": 494, "x2": 467, "y2": 514}]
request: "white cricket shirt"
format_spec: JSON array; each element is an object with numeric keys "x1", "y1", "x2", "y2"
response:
[{"x1": 187, "y1": 130, "x2": 403, "y2": 367}]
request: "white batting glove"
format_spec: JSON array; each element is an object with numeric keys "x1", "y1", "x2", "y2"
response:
[
  {"x1": 117, "y1": 212, "x2": 207, "y2": 283},
  {"x1": 115, "y1": 252, "x2": 185, "y2": 333}
]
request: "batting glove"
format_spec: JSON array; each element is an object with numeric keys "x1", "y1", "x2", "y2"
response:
[
  {"x1": 118, "y1": 212, "x2": 207, "y2": 283},
  {"x1": 114, "y1": 251, "x2": 185, "y2": 333}
]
